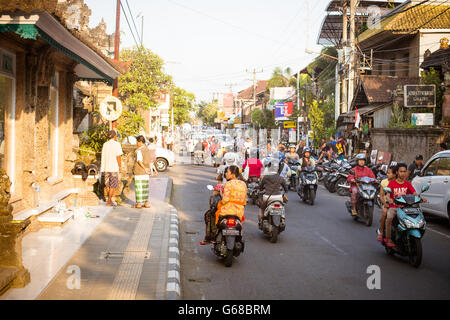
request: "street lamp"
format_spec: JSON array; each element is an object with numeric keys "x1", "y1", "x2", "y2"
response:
[{"x1": 165, "y1": 61, "x2": 181, "y2": 133}]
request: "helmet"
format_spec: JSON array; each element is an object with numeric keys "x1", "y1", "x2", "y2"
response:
[
  {"x1": 355, "y1": 153, "x2": 366, "y2": 166},
  {"x1": 289, "y1": 144, "x2": 296, "y2": 149},
  {"x1": 303, "y1": 147, "x2": 311, "y2": 155},
  {"x1": 223, "y1": 152, "x2": 238, "y2": 166},
  {"x1": 264, "y1": 158, "x2": 279, "y2": 175}
]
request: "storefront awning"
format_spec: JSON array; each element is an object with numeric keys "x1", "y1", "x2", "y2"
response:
[
  {"x1": 338, "y1": 103, "x2": 391, "y2": 124},
  {"x1": 0, "y1": 11, "x2": 121, "y2": 85}
]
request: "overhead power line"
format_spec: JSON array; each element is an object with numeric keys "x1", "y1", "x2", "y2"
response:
[
  {"x1": 125, "y1": 0, "x2": 141, "y2": 45},
  {"x1": 120, "y1": 0, "x2": 140, "y2": 47}
]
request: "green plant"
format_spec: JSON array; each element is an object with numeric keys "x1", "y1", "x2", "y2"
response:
[
  {"x1": 309, "y1": 100, "x2": 325, "y2": 147},
  {"x1": 420, "y1": 68, "x2": 444, "y2": 124},
  {"x1": 251, "y1": 109, "x2": 276, "y2": 129},
  {"x1": 79, "y1": 123, "x2": 109, "y2": 153},
  {"x1": 389, "y1": 104, "x2": 416, "y2": 128}
]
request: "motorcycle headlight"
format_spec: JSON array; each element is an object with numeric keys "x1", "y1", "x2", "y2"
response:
[{"x1": 404, "y1": 219, "x2": 421, "y2": 229}]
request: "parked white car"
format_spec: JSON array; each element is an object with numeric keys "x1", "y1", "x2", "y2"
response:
[
  {"x1": 123, "y1": 136, "x2": 175, "y2": 172},
  {"x1": 412, "y1": 150, "x2": 450, "y2": 222}
]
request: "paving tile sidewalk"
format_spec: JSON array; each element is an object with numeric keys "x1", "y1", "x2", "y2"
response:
[{"x1": 2, "y1": 176, "x2": 178, "y2": 300}]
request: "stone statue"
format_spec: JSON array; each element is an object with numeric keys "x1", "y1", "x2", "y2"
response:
[{"x1": 0, "y1": 169, "x2": 30, "y2": 293}]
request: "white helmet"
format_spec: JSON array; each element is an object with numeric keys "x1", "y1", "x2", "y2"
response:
[{"x1": 223, "y1": 152, "x2": 238, "y2": 166}]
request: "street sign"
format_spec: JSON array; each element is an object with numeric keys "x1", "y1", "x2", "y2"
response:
[
  {"x1": 412, "y1": 113, "x2": 434, "y2": 126},
  {"x1": 283, "y1": 121, "x2": 296, "y2": 128},
  {"x1": 404, "y1": 85, "x2": 436, "y2": 108},
  {"x1": 99, "y1": 96, "x2": 122, "y2": 121}
]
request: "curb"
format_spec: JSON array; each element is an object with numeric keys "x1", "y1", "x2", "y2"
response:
[
  {"x1": 165, "y1": 204, "x2": 181, "y2": 300},
  {"x1": 165, "y1": 177, "x2": 173, "y2": 204}
]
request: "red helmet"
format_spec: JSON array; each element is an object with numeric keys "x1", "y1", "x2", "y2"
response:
[{"x1": 214, "y1": 184, "x2": 224, "y2": 192}]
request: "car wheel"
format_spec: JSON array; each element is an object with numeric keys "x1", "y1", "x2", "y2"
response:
[{"x1": 155, "y1": 158, "x2": 168, "y2": 172}]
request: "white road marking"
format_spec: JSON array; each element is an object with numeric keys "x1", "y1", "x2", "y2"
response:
[
  {"x1": 314, "y1": 231, "x2": 348, "y2": 255},
  {"x1": 427, "y1": 227, "x2": 450, "y2": 239}
]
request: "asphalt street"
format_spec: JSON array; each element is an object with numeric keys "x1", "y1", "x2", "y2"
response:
[{"x1": 169, "y1": 161, "x2": 450, "y2": 300}]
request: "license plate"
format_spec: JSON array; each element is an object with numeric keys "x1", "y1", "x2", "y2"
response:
[
  {"x1": 270, "y1": 210, "x2": 283, "y2": 215},
  {"x1": 222, "y1": 229, "x2": 240, "y2": 236}
]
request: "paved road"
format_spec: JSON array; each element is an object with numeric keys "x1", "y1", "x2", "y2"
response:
[{"x1": 169, "y1": 162, "x2": 450, "y2": 300}]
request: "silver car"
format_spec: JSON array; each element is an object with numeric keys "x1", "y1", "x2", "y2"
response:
[{"x1": 412, "y1": 150, "x2": 450, "y2": 222}]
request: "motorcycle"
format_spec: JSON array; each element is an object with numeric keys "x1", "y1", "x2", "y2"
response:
[
  {"x1": 297, "y1": 166, "x2": 318, "y2": 205},
  {"x1": 194, "y1": 150, "x2": 204, "y2": 165},
  {"x1": 206, "y1": 185, "x2": 244, "y2": 267},
  {"x1": 247, "y1": 176, "x2": 260, "y2": 205},
  {"x1": 259, "y1": 192, "x2": 286, "y2": 243},
  {"x1": 335, "y1": 160, "x2": 354, "y2": 197},
  {"x1": 345, "y1": 176, "x2": 378, "y2": 226},
  {"x1": 287, "y1": 159, "x2": 300, "y2": 191},
  {"x1": 324, "y1": 161, "x2": 340, "y2": 192},
  {"x1": 377, "y1": 185, "x2": 430, "y2": 268}
]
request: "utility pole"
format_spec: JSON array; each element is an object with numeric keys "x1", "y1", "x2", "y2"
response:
[
  {"x1": 111, "y1": 0, "x2": 121, "y2": 131},
  {"x1": 348, "y1": 0, "x2": 357, "y2": 111},
  {"x1": 341, "y1": 1, "x2": 348, "y2": 114},
  {"x1": 137, "y1": 12, "x2": 144, "y2": 46},
  {"x1": 225, "y1": 83, "x2": 238, "y2": 93},
  {"x1": 246, "y1": 68, "x2": 263, "y2": 125},
  {"x1": 113, "y1": 0, "x2": 120, "y2": 98}
]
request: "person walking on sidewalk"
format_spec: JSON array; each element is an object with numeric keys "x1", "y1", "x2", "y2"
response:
[
  {"x1": 101, "y1": 130, "x2": 123, "y2": 207},
  {"x1": 148, "y1": 137, "x2": 158, "y2": 176},
  {"x1": 133, "y1": 136, "x2": 151, "y2": 208}
]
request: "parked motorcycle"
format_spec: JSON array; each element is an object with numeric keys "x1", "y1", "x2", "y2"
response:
[
  {"x1": 206, "y1": 185, "x2": 244, "y2": 267},
  {"x1": 324, "y1": 161, "x2": 340, "y2": 192},
  {"x1": 297, "y1": 166, "x2": 318, "y2": 205},
  {"x1": 259, "y1": 193, "x2": 286, "y2": 243},
  {"x1": 335, "y1": 160, "x2": 354, "y2": 197},
  {"x1": 247, "y1": 176, "x2": 260, "y2": 205},
  {"x1": 345, "y1": 176, "x2": 378, "y2": 226},
  {"x1": 287, "y1": 159, "x2": 300, "y2": 191},
  {"x1": 377, "y1": 185, "x2": 430, "y2": 268}
]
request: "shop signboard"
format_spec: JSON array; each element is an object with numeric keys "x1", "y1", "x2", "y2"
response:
[{"x1": 404, "y1": 85, "x2": 436, "y2": 108}]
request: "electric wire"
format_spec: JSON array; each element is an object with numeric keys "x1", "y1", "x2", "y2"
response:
[
  {"x1": 125, "y1": 0, "x2": 142, "y2": 45},
  {"x1": 120, "y1": 0, "x2": 140, "y2": 47}
]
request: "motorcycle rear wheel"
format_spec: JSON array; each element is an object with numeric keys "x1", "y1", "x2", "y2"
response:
[
  {"x1": 365, "y1": 205, "x2": 373, "y2": 227},
  {"x1": 309, "y1": 189, "x2": 316, "y2": 206},
  {"x1": 336, "y1": 178, "x2": 349, "y2": 197},
  {"x1": 270, "y1": 227, "x2": 279, "y2": 243},
  {"x1": 408, "y1": 237, "x2": 422, "y2": 268},
  {"x1": 224, "y1": 249, "x2": 234, "y2": 267}
]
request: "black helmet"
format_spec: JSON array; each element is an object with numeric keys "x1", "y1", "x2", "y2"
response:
[{"x1": 72, "y1": 162, "x2": 88, "y2": 181}]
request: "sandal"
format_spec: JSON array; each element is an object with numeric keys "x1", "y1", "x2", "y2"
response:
[
  {"x1": 377, "y1": 233, "x2": 383, "y2": 242},
  {"x1": 199, "y1": 240, "x2": 210, "y2": 246},
  {"x1": 133, "y1": 204, "x2": 143, "y2": 209},
  {"x1": 144, "y1": 202, "x2": 150, "y2": 208},
  {"x1": 351, "y1": 210, "x2": 358, "y2": 216},
  {"x1": 386, "y1": 240, "x2": 396, "y2": 248}
]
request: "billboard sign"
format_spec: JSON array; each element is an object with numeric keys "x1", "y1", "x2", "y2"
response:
[
  {"x1": 275, "y1": 102, "x2": 294, "y2": 120},
  {"x1": 270, "y1": 87, "x2": 294, "y2": 101},
  {"x1": 411, "y1": 113, "x2": 434, "y2": 126},
  {"x1": 404, "y1": 85, "x2": 436, "y2": 108}
]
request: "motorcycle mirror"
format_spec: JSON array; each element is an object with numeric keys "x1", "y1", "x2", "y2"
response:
[
  {"x1": 421, "y1": 184, "x2": 430, "y2": 193},
  {"x1": 383, "y1": 187, "x2": 392, "y2": 194},
  {"x1": 207, "y1": 185, "x2": 214, "y2": 191}
]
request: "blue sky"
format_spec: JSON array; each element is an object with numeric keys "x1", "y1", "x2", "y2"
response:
[{"x1": 85, "y1": 0, "x2": 332, "y2": 102}]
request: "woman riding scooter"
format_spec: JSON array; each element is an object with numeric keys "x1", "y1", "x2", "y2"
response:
[{"x1": 347, "y1": 153, "x2": 375, "y2": 216}]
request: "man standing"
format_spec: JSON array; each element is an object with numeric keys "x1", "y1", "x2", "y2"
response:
[
  {"x1": 336, "y1": 136, "x2": 347, "y2": 160},
  {"x1": 101, "y1": 130, "x2": 123, "y2": 207},
  {"x1": 407, "y1": 155, "x2": 424, "y2": 181},
  {"x1": 166, "y1": 132, "x2": 174, "y2": 151},
  {"x1": 133, "y1": 136, "x2": 151, "y2": 208}
]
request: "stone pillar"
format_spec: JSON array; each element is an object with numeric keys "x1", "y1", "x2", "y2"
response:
[{"x1": 0, "y1": 169, "x2": 30, "y2": 293}]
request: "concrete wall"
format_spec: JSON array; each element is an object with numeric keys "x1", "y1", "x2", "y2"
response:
[{"x1": 371, "y1": 128, "x2": 444, "y2": 165}]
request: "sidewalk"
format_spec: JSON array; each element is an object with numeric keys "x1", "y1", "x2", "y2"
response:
[{"x1": 1, "y1": 176, "x2": 179, "y2": 300}]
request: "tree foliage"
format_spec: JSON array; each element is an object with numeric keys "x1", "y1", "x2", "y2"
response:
[
  {"x1": 118, "y1": 47, "x2": 172, "y2": 110},
  {"x1": 309, "y1": 100, "x2": 325, "y2": 147},
  {"x1": 172, "y1": 86, "x2": 196, "y2": 125},
  {"x1": 197, "y1": 101, "x2": 219, "y2": 126},
  {"x1": 421, "y1": 67, "x2": 444, "y2": 124},
  {"x1": 251, "y1": 109, "x2": 276, "y2": 129}
]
